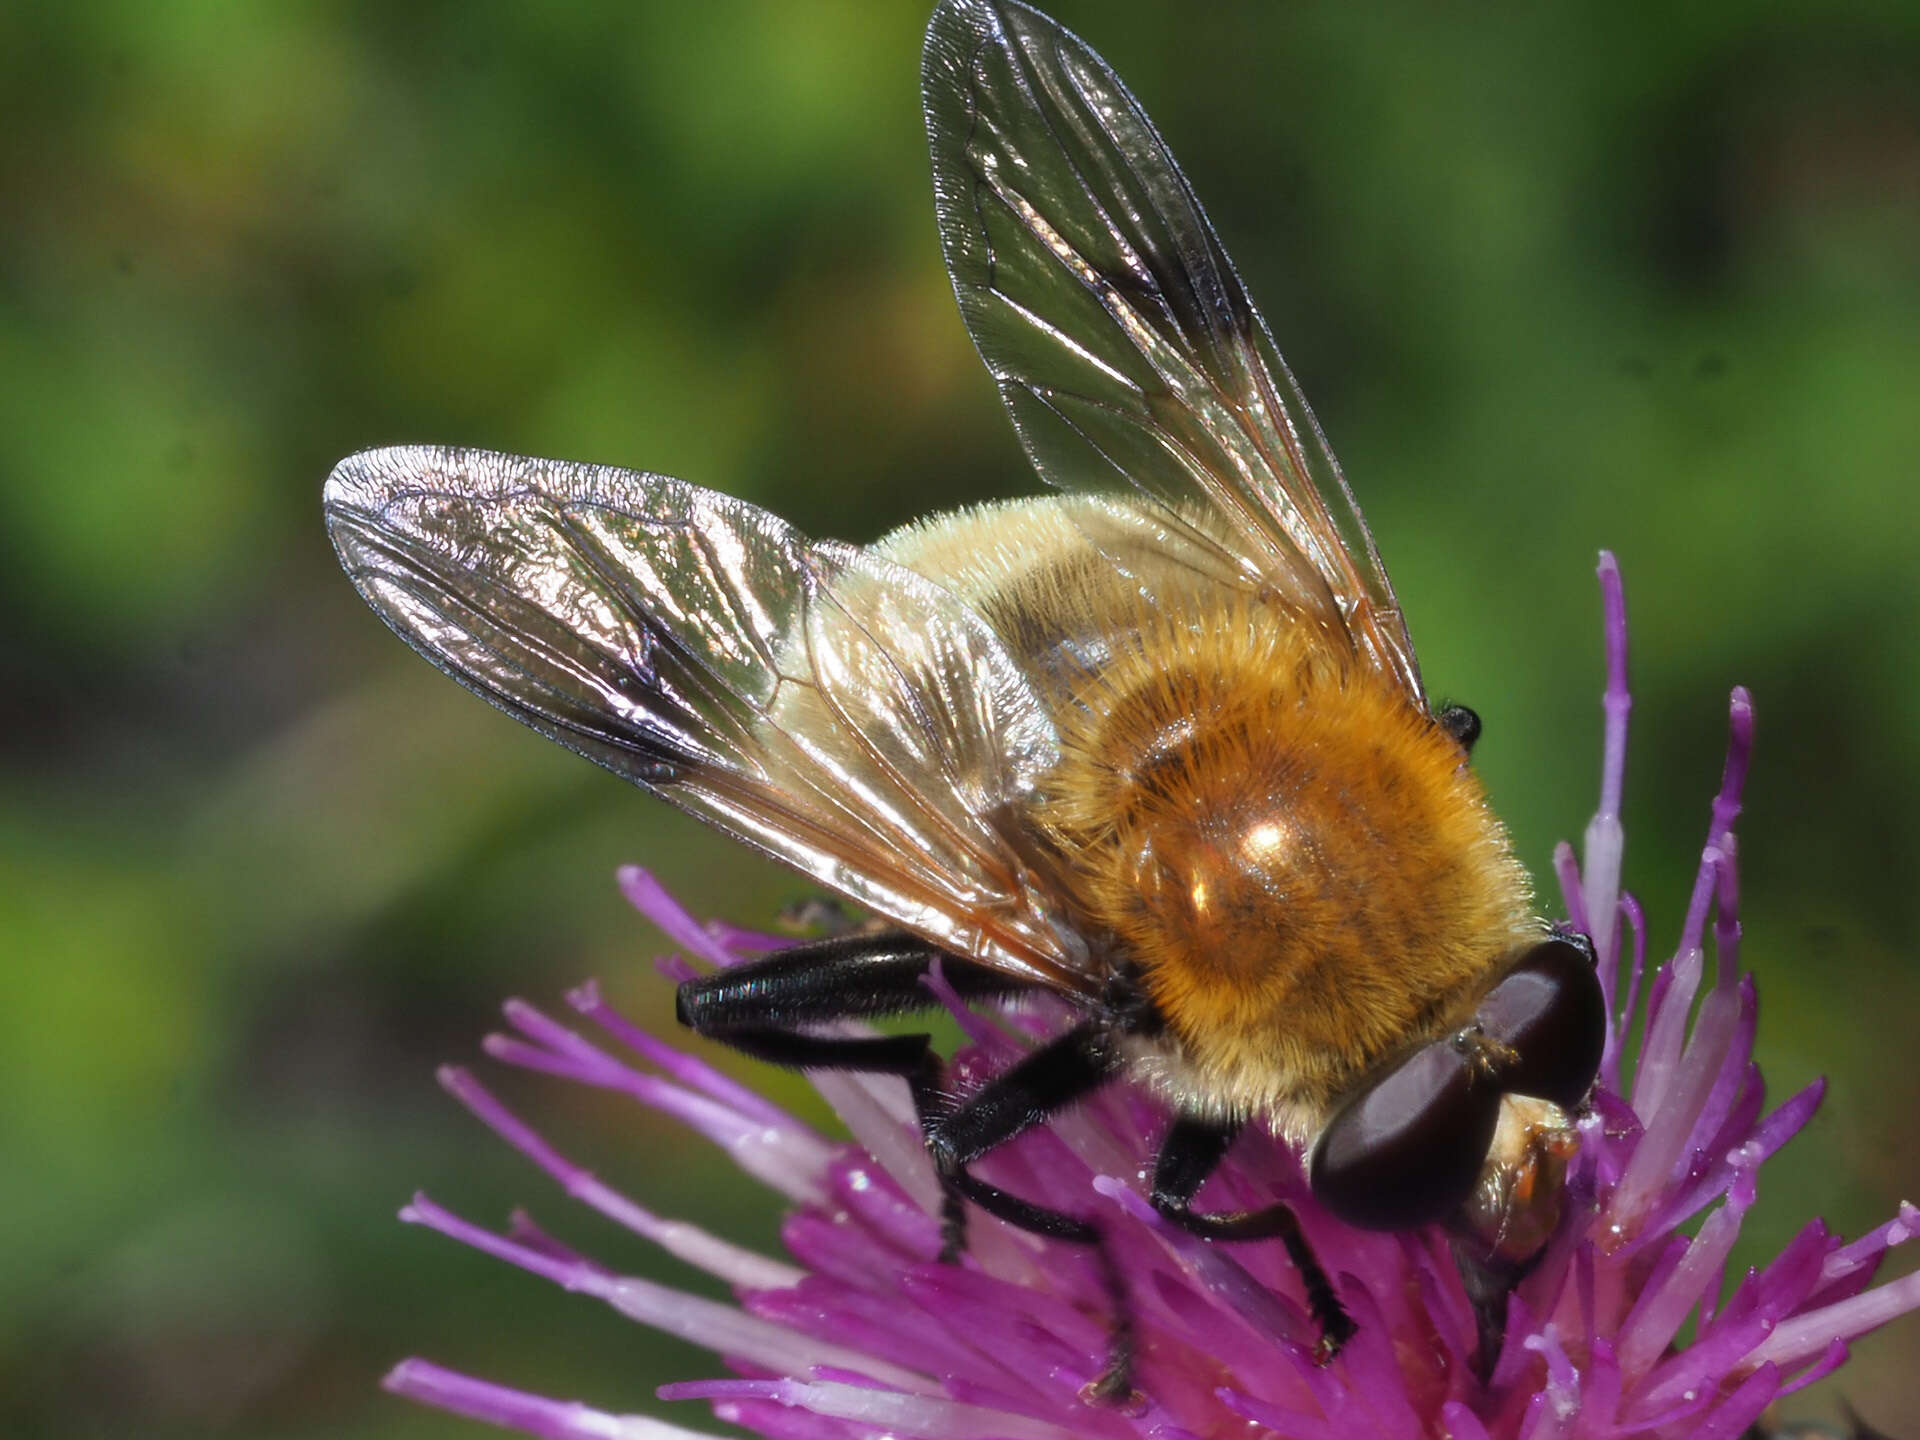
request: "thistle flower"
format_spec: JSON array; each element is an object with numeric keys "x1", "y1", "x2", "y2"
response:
[{"x1": 384, "y1": 555, "x2": 1919, "y2": 1439}]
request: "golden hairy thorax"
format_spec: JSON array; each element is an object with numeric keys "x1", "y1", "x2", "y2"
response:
[
  {"x1": 1041, "y1": 609, "x2": 1538, "y2": 1128},
  {"x1": 878, "y1": 496, "x2": 1539, "y2": 1131}
]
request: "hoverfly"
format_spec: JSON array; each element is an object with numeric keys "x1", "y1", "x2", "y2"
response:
[{"x1": 325, "y1": 0, "x2": 1605, "y2": 1398}]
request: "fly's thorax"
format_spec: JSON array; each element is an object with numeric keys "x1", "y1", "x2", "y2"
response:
[
  {"x1": 1040, "y1": 603, "x2": 1539, "y2": 1122},
  {"x1": 871, "y1": 493, "x2": 1256, "y2": 708}
]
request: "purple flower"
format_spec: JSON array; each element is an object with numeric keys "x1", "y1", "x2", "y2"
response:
[{"x1": 384, "y1": 554, "x2": 1919, "y2": 1439}]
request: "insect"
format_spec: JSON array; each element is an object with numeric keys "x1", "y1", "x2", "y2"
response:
[{"x1": 325, "y1": 0, "x2": 1605, "y2": 1400}]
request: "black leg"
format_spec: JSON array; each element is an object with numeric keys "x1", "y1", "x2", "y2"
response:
[
  {"x1": 690, "y1": 1023, "x2": 951, "y2": 1150},
  {"x1": 681, "y1": 948, "x2": 1139, "y2": 1403},
  {"x1": 677, "y1": 930, "x2": 1034, "y2": 1032},
  {"x1": 1151, "y1": 1115, "x2": 1356, "y2": 1362},
  {"x1": 926, "y1": 1022, "x2": 1119, "y2": 1248},
  {"x1": 926, "y1": 1023, "x2": 1137, "y2": 1403},
  {"x1": 677, "y1": 933, "x2": 1007, "y2": 1184},
  {"x1": 679, "y1": 936, "x2": 1111, "y2": 1258}
]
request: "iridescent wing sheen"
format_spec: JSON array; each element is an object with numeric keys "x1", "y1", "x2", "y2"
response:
[
  {"x1": 324, "y1": 445, "x2": 1090, "y2": 990},
  {"x1": 923, "y1": 0, "x2": 1422, "y2": 698}
]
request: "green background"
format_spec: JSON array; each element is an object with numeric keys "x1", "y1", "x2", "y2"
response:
[{"x1": 5, "y1": 0, "x2": 1917, "y2": 1435}]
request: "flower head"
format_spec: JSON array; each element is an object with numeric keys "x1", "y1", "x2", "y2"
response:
[{"x1": 386, "y1": 555, "x2": 1919, "y2": 1439}]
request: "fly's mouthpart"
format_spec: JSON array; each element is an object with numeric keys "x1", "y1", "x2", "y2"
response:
[{"x1": 1461, "y1": 1093, "x2": 1583, "y2": 1266}]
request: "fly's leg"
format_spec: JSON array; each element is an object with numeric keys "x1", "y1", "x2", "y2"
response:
[
  {"x1": 676, "y1": 931, "x2": 1024, "y2": 1188},
  {"x1": 681, "y1": 949, "x2": 1137, "y2": 1403},
  {"x1": 1151, "y1": 1114, "x2": 1356, "y2": 1362},
  {"x1": 676, "y1": 930, "x2": 1033, "y2": 1031},
  {"x1": 924, "y1": 1023, "x2": 1134, "y2": 1403}
]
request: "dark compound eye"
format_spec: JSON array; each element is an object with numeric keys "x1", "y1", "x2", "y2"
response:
[
  {"x1": 1474, "y1": 937, "x2": 1606, "y2": 1109},
  {"x1": 1308, "y1": 1039, "x2": 1504, "y2": 1231}
]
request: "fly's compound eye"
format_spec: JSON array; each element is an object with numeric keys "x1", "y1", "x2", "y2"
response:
[
  {"x1": 1310, "y1": 938, "x2": 1603, "y2": 1234},
  {"x1": 1473, "y1": 937, "x2": 1606, "y2": 1110},
  {"x1": 1308, "y1": 1041, "x2": 1504, "y2": 1231}
]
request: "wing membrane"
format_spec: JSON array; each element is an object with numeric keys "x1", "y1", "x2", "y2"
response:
[
  {"x1": 924, "y1": 0, "x2": 1421, "y2": 695},
  {"x1": 325, "y1": 445, "x2": 1086, "y2": 987}
]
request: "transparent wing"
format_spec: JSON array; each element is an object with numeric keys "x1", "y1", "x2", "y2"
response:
[
  {"x1": 923, "y1": 0, "x2": 1421, "y2": 697},
  {"x1": 324, "y1": 445, "x2": 1090, "y2": 989}
]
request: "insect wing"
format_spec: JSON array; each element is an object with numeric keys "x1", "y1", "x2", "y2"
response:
[
  {"x1": 923, "y1": 0, "x2": 1421, "y2": 696},
  {"x1": 324, "y1": 445, "x2": 1086, "y2": 988}
]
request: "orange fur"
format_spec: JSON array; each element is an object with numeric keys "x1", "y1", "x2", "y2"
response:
[{"x1": 1038, "y1": 596, "x2": 1539, "y2": 1127}]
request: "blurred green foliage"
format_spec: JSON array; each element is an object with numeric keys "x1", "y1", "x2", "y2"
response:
[{"x1": 3, "y1": 1, "x2": 1917, "y2": 1435}]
